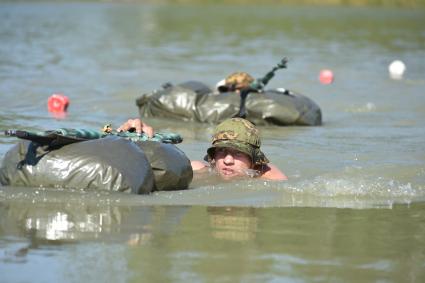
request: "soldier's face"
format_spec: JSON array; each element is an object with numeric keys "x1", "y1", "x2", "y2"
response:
[{"x1": 214, "y1": 147, "x2": 252, "y2": 178}]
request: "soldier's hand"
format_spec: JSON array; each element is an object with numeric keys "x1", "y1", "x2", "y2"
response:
[{"x1": 117, "y1": 118, "x2": 154, "y2": 138}]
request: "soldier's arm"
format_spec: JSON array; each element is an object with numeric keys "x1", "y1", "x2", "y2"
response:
[
  {"x1": 191, "y1": 160, "x2": 209, "y2": 171},
  {"x1": 259, "y1": 164, "x2": 288, "y2": 181}
]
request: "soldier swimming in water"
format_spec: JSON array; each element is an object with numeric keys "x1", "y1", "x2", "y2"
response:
[{"x1": 118, "y1": 117, "x2": 287, "y2": 181}]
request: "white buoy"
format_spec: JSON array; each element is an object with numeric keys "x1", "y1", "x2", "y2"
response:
[{"x1": 389, "y1": 60, "x2": 406, "y2": 80}]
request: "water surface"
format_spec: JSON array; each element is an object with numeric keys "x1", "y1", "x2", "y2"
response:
[{"x1": 0, "y1": 2, "x2": 425, "y2": 282}]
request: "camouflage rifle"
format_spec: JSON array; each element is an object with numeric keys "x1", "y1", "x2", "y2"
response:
[{"x1": 4, "y1": 126, "x2": 183, "y2": 148}]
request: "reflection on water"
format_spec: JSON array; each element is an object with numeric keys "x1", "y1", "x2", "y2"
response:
[
  {"x1": 1, "y1": 194, "x2": 425, "y2": 282},
  {"x1": 208, "y1": 207, "x2": 258, "y2": 241},
  {"x1": 0, "y1": 196, "x2": 189, "y2": 243},
  {"x1": 23, "y1": 207, "x2": 122, "y2": 241}
]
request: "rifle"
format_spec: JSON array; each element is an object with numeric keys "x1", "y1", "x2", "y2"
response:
[
  {"x1": 236, "y1": 57, "x2": 288, "y2": 118},
  {"x1": 3, "y1": 127, "x2": 183, "y2": 148}
]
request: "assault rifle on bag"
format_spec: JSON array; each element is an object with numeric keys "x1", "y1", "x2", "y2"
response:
[
  {"x1": 236, "y1": 57, "x2": 288, "y2": 118},
  {"x1": 3, "y1": 126, "x2": 182, "y2": 149}
]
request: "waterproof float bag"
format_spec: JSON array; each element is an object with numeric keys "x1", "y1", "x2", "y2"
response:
[
  {"x1": 0, "y1": 129, "x2": 192, "y2": 194},
  {"x1": 137, "y1": 141, "x2": 192, "y2": 192},
  {"x1": 136, "y1": 81, "x2": 322, "y2": 126},
  {"x1": 136, "y1": 58, "x2": 321, "y2": 126}
]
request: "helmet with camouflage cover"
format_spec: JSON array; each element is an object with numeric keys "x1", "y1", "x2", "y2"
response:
[
  {"x1": 206, "y1": 118, "x2": 269, "y2": 166},
  {"x1": 216, "y1": 72, "x2": 255, "y2": 92}
]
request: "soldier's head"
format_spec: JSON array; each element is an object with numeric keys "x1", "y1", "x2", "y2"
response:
[
  {"x1": 206, "y1": 118, "x2": 268, "y2": 178},
  {"x1": 216, "y1": 72, "x2": 255, "y2": 93}
]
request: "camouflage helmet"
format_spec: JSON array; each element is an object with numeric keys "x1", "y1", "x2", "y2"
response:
[
  {"x1": 206, "y1": 118, "x2": 269, "y2": 166},
  {"x1": 217, "y1": 72, "x2": 255, "y2": 92}
]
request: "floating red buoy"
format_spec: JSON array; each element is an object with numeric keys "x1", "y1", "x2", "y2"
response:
[
  {"x1": 319, "y1": 69, "x2": 334, "y2": 85},
  {"x1": 48, "y1": 94, "x2": 69, "y2": 113}
]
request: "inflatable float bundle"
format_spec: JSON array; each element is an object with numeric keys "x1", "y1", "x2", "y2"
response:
[
  {"x1": 0, "y1": 127, "x2": 192, "y2": 194},
  {"x1": 137, "y1": 58, "x2": 322, "y2": 126}
]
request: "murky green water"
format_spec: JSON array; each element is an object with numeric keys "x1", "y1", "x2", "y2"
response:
[
  {"x1": 1, "y1": 189, "x2": 424, "y2": 282},
  {"x1": 1, "y1": 2, "x2": 425, "y2": 282}
]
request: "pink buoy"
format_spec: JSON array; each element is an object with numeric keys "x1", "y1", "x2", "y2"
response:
[
  {"x1": 319, "y1": 69, "x2": 334, "y2": 85},
  {"x1": 48, "y1": 93, "x2": 69, "y2": 113}
]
